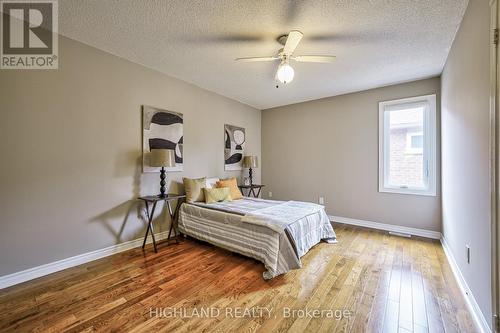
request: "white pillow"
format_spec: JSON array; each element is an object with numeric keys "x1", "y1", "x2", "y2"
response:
[{"x1": 205, "y1": 177, "x2": 220, "y2": 189}]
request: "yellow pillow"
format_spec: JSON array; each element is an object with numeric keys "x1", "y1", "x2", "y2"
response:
[
  {"x1": 204, "y1": 187, "x2": 232, "y2": 204},
  {"x1": 183, "y1": 177, "x2": 206, "y2": 203},
  {"x1": 216, "y1": 177, "x2": 243, "y2": 200}
]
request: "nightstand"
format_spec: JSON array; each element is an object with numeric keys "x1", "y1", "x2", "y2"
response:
[
  {"x1": 138, "y1": 194, "x2": 186, "y2": 253},
  {"x1": 238, "y1": 184, "x2": 265, "y2": 198}
]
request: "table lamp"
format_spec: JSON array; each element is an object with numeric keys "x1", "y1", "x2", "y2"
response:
[
  {"x1": 150, "y1": 149, "x2": 176, "y2": 198},
  {"x1": 242, "y1": 155, "x2": 258, "y2": 186}
]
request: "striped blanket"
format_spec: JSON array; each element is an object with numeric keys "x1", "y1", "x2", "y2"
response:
[{"x1": 178, "y1": 198, "x2": 336, "y2": 279}]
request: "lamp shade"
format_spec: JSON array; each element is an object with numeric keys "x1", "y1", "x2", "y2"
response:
[
  {"x1": 150, "y1": 149, "x2": 175, "y2": 168},
  {"x1": 242, "y1": 155, "x2": 258, "y2": 168}
]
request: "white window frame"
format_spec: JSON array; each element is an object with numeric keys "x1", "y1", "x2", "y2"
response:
[{"x1": 378, "y1": 94, "x2": 437, "y2": 196}]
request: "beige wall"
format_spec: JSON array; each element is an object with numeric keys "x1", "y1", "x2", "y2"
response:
[
  {"x1": 441, "y1": 0, "x2": 492, "y2": 325},
  {"x1": 0, "y1": 36, "x2": 261, "y2": 277},
  {"x1": 262, "y1": 78, "x2": 441, "y2": 231}
]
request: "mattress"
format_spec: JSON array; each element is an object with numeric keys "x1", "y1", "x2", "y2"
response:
[{"x1": 178, "y1": 197, "x2": 336, "y2": 279}]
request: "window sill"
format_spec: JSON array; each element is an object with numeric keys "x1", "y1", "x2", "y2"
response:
[{"x1": 379, "y1": 187, "x2": 436, "y2": 197}]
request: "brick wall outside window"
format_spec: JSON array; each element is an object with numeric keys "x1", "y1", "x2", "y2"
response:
[{"x1": 388, "y1": 127, "x2": 424, "y2": 187}]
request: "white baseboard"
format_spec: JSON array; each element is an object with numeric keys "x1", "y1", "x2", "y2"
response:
[
  {"x1": 329, "y1": 215, "x2": 442, "y2": 239},
  {"x1": 440, "y1": 236, "x2": 492, "y2": 333},
  {"x1": 0, "y1": 231, "x2": 171, "y2": 290}
]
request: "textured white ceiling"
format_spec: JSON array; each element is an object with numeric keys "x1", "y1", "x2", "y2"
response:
[{"x1": 59, "y1": 0, "x2": 468, "y2": 109}]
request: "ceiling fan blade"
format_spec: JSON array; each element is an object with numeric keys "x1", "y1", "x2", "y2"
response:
[
  {"x1": 283, "y1": 30, "x2": 303, "y2": 55},
  {"x1": 235, "y1": 56, "x2": 279, "y2": 62},
  {"x1": 292, "y1": 55, "x2": 336, "y2": 63}
]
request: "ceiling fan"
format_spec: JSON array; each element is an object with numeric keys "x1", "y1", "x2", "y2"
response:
[{"x1": 235, "y1": 30, "x2": 336, "y2": 85}]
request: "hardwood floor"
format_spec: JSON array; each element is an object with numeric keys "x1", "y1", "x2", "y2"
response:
[{"x1": 0, "y1": 224, "x2": 477, "y2": 333}]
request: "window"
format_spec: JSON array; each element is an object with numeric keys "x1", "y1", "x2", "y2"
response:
[
  {"x1": 379, "y1": 94, "x2": 436, "y2": 196},
  {"x1": 406, "y1": 132, "x2": 423, "y2": 154}
]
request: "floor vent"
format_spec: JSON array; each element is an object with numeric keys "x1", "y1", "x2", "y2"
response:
[{"x1": 388, "y1": 231, "x2": 412, "y2": 238}]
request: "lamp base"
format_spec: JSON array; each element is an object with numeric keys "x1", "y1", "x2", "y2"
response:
[
  {"x1": 249, "y1": 167, "x2": 253, "y2": 186},
  {"x1": 159, "y1": 167, "x2": 167, "y2": 198}
]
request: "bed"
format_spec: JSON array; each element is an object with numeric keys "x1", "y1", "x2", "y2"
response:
[{"x1": 178, "y1": 197, "x2": 336, "y2": 279}]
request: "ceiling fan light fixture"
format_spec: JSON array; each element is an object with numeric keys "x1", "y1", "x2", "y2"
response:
[
  {"x1": 276, "y1": 62, "x2": 294, "y2": 84},
  {"x1": 235, "y1": 30, "x2": 335, "y2": 85}
]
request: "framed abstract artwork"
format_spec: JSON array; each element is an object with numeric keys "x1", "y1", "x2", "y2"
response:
[
  {"x1": 224, "y1": 124, "x2": 245, "y2": 171},
  {"x1": 142, "y1": 105, "x2": 183, "y2": 172}
]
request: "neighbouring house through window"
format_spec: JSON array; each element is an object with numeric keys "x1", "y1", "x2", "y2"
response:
[{"x1": 378, "y1": 94, "x2": 437, "y2": 196}]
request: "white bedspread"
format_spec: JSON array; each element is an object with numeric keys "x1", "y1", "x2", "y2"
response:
[
  {"x1": 241, "y1": 201, "x2": 325, "y2": 233},
  {"x1": 193, "y1": 197, "x2": 283, "y2": 215}
]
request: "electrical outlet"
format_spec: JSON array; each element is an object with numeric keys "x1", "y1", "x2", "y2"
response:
[
  {"x1": 319, "y1": 196, "x2": 325, "y2": 205},
  {"x1": 268, "y1": 191, "x2": 273, "y2": 198},
  {"x1": 466, "y1": 245, "x2": 470, "y2": 264}
]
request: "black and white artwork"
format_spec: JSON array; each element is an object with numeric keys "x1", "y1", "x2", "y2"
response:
[
  {"x1": 224, "y1": 124, "x2": 245, "y2": 171},
  {"x1": 143, "y1": 106, "x2": 183, "y2": 172}
]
